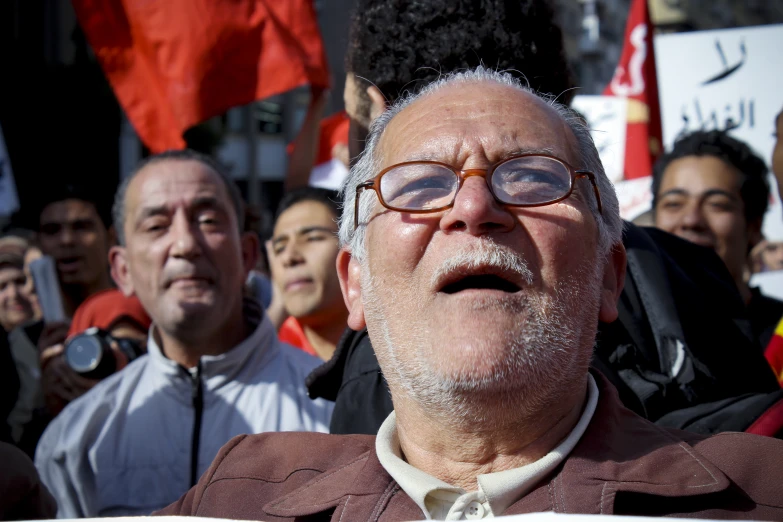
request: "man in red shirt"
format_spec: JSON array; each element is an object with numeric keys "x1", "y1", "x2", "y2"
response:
[{"x1": 268, "y1": 188, "x2": 347, "y2": 361}]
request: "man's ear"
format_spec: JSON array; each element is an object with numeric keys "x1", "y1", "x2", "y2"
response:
[
  {"x1": 240, "y1": 232, "x2": 261, "y2": 279},
  {"x1": 336, "y1": 248, "x2": 366, "y2": 330},
  {"x1": 598, "y1": 243, "x2": 627, "y2": 323},
  {"x1": 109, "y1": 246, "x2": 134, "y2": 297},
  {"x1": 366, "y1": 85, "x2": 387, "y2": 123}
]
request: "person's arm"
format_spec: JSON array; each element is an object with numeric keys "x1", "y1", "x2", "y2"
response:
[{"x1": 284, "y1": 87, "x2": 329, "y2": 192}]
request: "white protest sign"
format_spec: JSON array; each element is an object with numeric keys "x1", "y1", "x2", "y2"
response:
[
  {"x1": 654, "y1": 24, "x2": 783, "y2": 239},
  {"x1": 614, "y1": 175, "x2": 653, "y2": 221},
  {"x1": 749, "y1": 270, "x2": 783, "y2": 302},
  {"x1": 0, "y1": 123, "x2": 20, "y2": 216},
  {"x1": 571, "y1": 95, "x2": 627, "y2": 184}
]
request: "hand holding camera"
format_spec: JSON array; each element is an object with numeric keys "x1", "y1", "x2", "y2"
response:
[{"x1": 64, "y1": 327, "x2": 144, "y2": 380}]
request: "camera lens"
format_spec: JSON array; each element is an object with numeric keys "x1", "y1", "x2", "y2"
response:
[{"x1": 65, "y1": 335, "x2": 104, "y2": 373}]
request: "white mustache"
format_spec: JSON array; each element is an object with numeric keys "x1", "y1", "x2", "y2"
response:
[{"x1": 430, "y1": 242, "x2": 534, "y2": 288}]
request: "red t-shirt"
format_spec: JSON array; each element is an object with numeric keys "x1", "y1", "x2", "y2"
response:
[{"x1": 278, "y1": 316, "x2": 317, "y2": 357}]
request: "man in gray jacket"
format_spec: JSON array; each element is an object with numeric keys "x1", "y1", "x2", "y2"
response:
[{"x1": 34, "y1": 150, "x2": 333, "y2": 517}]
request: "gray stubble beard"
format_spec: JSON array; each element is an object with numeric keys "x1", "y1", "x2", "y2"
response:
[{"x1": 361, "y1": 240, "x2": 604, "y2": 429}]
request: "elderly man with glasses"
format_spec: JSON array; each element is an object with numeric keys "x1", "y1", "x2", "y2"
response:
[{"x1": 160, "y1": 68, "x2": 783, "y2": 521}]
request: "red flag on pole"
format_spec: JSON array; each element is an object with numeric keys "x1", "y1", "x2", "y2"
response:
[
  {"x1": 72, "y1": 0, "x2": 330, "y2": 152},
  {"x1": 603, "y1": 0, "x2": 662, "y2": 180}
]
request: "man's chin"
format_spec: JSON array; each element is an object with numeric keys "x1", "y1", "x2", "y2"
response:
[
  {"x1": 162, "y1": 302, "x2": 218, "y2": 336},
  {"x1": 175, "y1": 298, "x2": 216, "y2": 314}
]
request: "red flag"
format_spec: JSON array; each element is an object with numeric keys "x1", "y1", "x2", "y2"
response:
[
  {"x1": 72, "y1": 0, "x2": 330, "y2": 152},
  {"x1": 603, "y1": 0, "x2": 662, "y2": 179}
]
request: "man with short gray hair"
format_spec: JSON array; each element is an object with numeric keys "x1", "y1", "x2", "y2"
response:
[
  {"x1": 160, "y1": 69, "x2": 783, "y2": 520},
  {"x1": 35, "y1": 150, "x2": 333, "y2": 518}
]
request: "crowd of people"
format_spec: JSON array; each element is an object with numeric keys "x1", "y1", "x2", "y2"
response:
[{"x1": 3, "y1": 0, "x2": 783, "y2": 520}]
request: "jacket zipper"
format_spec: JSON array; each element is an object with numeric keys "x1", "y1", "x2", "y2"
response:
[{"x1": 189, "y1": 362, "x2": 204, "y2": 487}]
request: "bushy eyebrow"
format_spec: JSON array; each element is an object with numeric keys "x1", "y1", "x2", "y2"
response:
[
  {"x1": 404, "y1": 147, "x2": 558, "y2": 164},
  {"x1": 191, "y1": 196, "x2": 227, "y2": 214},
  {"x1": 134, "y1": 196, "x2": 227, "y2": 227},
  {"x1": 659, "y1": 188, "x2": 738, "y2": 200},
  {"x1": 135, "y1": 205, "x2": 169, "y2": 226},
  {"x1": 497, "y1": 147, "x2": 558, "y2": 161}
]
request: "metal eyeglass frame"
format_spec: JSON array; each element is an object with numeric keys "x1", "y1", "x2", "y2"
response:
[{"x1": 353, "y1": 153, "x2": 603, "y2": 229}]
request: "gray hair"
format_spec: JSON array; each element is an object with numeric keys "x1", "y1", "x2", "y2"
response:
[
  {"x1": 338, "y1": 66, "x2": 623, "y2": 260},
  {"x1": 113, "y1": 150, "x2": 245, "y2": 246}
]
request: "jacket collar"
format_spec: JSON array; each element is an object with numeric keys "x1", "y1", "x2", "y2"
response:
[
  {"x1": 507, "y1": 370, "x2": 730, "y2": 514},
  {"x1": 146, "y1": 298, "x2": 278, "y2": 392},
  {"x1": 266, "y1": 370, "x2": 731, "y2": 519},
  {"x1": 264, "y1": 442, "x2": 422, "y2": 520}
]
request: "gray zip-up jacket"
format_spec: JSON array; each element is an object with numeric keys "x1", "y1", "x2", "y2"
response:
[{"x1": 34, "y1": 309, "x2": 333, "y2": 518}]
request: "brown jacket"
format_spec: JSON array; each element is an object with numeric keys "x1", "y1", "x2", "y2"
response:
[{"x1": 158, "y1": 373, "x2": 783, "y2": 520}]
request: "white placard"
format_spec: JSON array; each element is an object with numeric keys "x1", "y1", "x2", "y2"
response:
[
  {"x1": 571, "y1": 95, "x2": 628, "y2": 184},
  {"x1": 614, "y1": 175, "x2": 653, "y2": 221},
  {"x1": 309, "y1": 157, "x2": 349, "y2": 191},
  {"x1": 654, "y1": 24, "x2": 783, "y2": 240},
  {"x1": 749, "y1": 270, "x2": 783, "y2": 302},
  {"x1": 0, "y1": 123, "x2": 20, "y2": 216}
]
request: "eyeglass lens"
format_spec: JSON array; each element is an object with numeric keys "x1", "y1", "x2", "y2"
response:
[{"x1": 378, "y1": 156, "x2": 573, "y2": 211}]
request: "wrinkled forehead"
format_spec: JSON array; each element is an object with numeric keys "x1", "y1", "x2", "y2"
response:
[
  {"x1": 274, "y1": 200, "x2": 338, "y2": 236},
  {"x1": 376, "y1": 81, "x2": 579, "y2": 168},
  {"x1": 129, "y1": 159, "x2": 231, "y2": 213}
]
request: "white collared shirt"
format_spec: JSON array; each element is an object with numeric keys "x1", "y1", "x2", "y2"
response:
[{"x1": 376, "y1": 374, "x2": 599, "y2": 520}]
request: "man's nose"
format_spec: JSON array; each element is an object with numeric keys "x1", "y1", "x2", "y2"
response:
[
  {"x1": 58, "y1": 226, "x2": 75, "y2": 246},
  {"x1": 169, "y1": 214, "x2": 202, "y2": 259},
  {"x1": 679, "y1": 201, "x2": 708, "y2": 230},
  {"x1": 281, "y1": 242, "x2": 305, "y2": 268},
  {"x1": 439, "y1": 175, "x2": 515, "y2": 235}
]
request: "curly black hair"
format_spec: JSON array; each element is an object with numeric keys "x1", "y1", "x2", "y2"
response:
[
  {"x1": 652, "y1": 130, "x2": 770, "y2": 223},
  {"x1": 345, "y1": 0, "x2": 575, "y2": 122}
]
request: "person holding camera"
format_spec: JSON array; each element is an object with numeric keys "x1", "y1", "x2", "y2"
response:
[
  {"x1": 34, "y1": 150, "x2": 333, "y2": 518},
  {"x1": 31, "y1": 185, "x2": 116, "y2": 421},
  {"x1": 60, "y1": 288, "x2": 151, "y2": 381}
]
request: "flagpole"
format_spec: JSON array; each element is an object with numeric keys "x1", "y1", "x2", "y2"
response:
[{"x1": 247, "y1": 103, "x2": 260, "y2": 207}]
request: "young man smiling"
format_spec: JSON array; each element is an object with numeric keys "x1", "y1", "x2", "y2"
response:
[{"x1": 653, "y1": 130, "x2": 783, "y2": 348}]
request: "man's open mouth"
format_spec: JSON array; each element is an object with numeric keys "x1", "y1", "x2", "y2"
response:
[{"x1": 439, "y1": 273, "x2": 521, "y2": 294}]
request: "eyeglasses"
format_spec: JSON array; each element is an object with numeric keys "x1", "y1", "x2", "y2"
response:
[{"x1": 353, "y1": 153, "x2": 602, "y2": 228}]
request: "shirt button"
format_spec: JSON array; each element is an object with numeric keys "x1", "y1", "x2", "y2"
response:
[{"x1": 464, "y1": 501, "x2": 485, "y2": 519}]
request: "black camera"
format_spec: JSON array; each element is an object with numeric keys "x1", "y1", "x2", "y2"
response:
[{"x1": 64, "y1": 327, "x2": 144, "y2": 380}]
